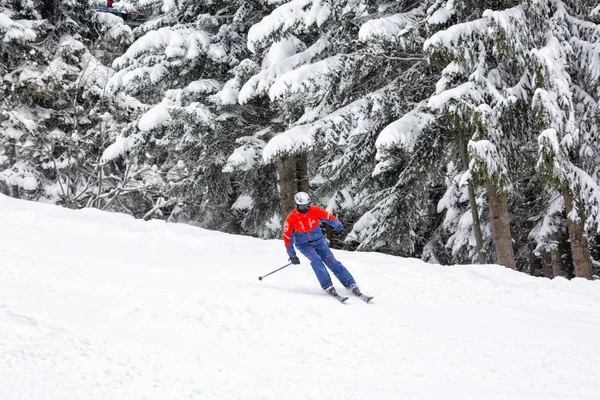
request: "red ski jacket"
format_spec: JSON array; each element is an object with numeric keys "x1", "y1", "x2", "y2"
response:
[{"x1": 283, "y1": 206, "x2": 342, "y2": 257}]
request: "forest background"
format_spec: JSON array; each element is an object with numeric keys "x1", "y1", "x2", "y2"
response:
[{"x1": 1, "y1": 0, "x2": 600, "y2": 279}]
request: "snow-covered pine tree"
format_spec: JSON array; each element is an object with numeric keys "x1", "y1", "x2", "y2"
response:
[
  {"x1": 407, "y1": 3, "x2": 534, "y2": 268},
  {"x1": 378, "y1": 0, "x2": 600, "y2": 274},
  {"x1": 103, "y1": 0, "x2": 274, "y2": 232},
  {"x1": 366, "y1": 1, "x2": 515, "y2": 262},
  {"x1": 238, "y1": 0, "x2": 457, "y2": 253},
  {"x1": 532, "y1": 0, "x2": 600, "y2": 279},
  {"x1": 390, "y1": 2, "x2": 598, "y2": 274},
  {"x1": 0, "y1": 0, "x2": 46, "y2": 197},
  {"x1": 1, "y1": 0, "x2": 117, "y2": 207}
]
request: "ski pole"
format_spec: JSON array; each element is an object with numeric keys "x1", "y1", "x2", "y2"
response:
[
  {"x1": 347, "y1": 233, "x2": 364, "y2": 245},
  {"x1": 258, "y1": 262, "x2": 292, "y2": 281}
]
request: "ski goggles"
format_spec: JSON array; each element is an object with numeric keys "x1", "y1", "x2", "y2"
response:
[{"x1": 296, "y1": 204, "x2": 310, "y2": 213}]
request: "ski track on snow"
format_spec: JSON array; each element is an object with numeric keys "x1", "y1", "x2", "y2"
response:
[{"x1": 0, "y1": 194, "x2": 599, "y2": 399}]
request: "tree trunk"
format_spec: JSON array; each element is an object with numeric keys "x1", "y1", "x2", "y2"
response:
[
  {"x1": 6, "y1": 139, "x2": 19, "y2": 198},
  {"x1": 540, "y1": 250, "x2": 553, "y2": 278},
  {"x1": 551, "y1": 244, "x2": 567, "y2": 278},
  {"x1": 458, "y1": 138, "x2": 485, "y2": 264},
  {"x1": 563, "y1": 189, "x2": 593, "y2": 279},
  {"x1": 277, "y1": 153, "x2": 310, "y2": 222},
  {"x1": 96, "y1": 165, "x2": 103, "y2": 209},
  {"x1": 486, "y1": 184, "x2": 515, "y2": 269},
  {"x1": 548, "y1": 229, "x2": 575, "y2": 279},
  {"x1": 296, "y1": 153, "x2": 309, "y2": 193},
  {"x1": 277, "y1": 155, "x2": 296, "y2": 222}
]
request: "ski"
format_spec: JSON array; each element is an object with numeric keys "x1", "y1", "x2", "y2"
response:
[
  {"x1": 328, "y1": 291, "x2": 349, "y2": 303},
  {"x1": 347, "y1": 285, "x2": 373, "y2": 303},
  {"x1": 325, "y1": 286, "x2": 349, "y2": 303},
  {"x1": 355, "y1": 293, "x2": 373, "y2": 303}
]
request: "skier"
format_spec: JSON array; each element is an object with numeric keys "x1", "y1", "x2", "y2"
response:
[{"x1": 283, "y1": 191, "x2": 370, "y2": 301}]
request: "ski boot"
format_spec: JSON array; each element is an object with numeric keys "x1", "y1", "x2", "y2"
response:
[{"x1": 346, "y1": 283, "x2": 373, "y2": 303}]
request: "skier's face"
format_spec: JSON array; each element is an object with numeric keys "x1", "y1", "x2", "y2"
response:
[{"x1": 296, "y1": 204, "x2": 309, "y2": 213}]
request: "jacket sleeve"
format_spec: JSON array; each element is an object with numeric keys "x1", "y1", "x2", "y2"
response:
[
  {"x1": 282, "y1": 216, "x2": 296, "y2": 257},
  {"x1": 313, "y1": 206, "x2": 342, "y2": 231}
]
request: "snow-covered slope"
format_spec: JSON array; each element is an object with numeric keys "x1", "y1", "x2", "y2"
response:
[{"x1": 0, "y1": 194, "x2": 598, "y2": 399}]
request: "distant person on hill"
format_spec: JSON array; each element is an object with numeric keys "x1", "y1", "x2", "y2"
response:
[{"x1": 282, "y1": 191, "x2": 371, "y2": 301}]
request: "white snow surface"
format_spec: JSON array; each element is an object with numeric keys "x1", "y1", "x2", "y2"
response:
[{"x1": 1, "y1": 194, "x2": 599, "y2": 399}]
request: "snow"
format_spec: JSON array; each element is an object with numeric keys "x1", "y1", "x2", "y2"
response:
[
  {"x1": 262, "y1": 124, "x2": 316, "y2": 162},
  {"x1": 186, "y1": 79, "x2": 221, "y2": 94},
  {"x1": 376, "y1": 107, "x2": 435, "y2": 151},
  {"x1": 592, "y1": 4, "x2": 600, "y2": 20},
  {"x1": 468, "y1": 138, "x2": 509, "y2": 181},
  {"x1": 435, "y1": 61, "x2": 466, "y2": 94},
  {"x1": 5, "y1": 173, "x2": 38, "y2": 191},
  {"x1": 0, "y1": 125, "x2": 25, "y2": 140},
  {"x1": 427, "y1": 81, "x2": 482, "y2": 110},
  {"x1": 0, "y1": 13, "x2": 37, "y2": 43},
  {"x1": 112, "y1": 27, "x2": 211, "y2": 70},
  {"x1": 247, "y1": 0, "x2": 313, "y2": 53},
  {"x1": 161, "y1": 0, "x2": 175, "y2": 13},
  {"x1": 481, "y1": 6, "x2": 526, "y2": 32},
  {"x1": 424, "y1": 18, "x2": 485, "y2": 52},
  {"x1": 231, "y1": 194, "x2": 254, "y2": 210},
  {"x1": 427, "y1": 6, "x2": 453, "y2": 26},
  {"x1": 246, "y1": 0, "x2": 333, "y2": 53},
  {"x1": 137, "y1": 95, "x2": 213, "y2": 132},
  {"x1": 93, "y1": 11, "x2": 133, "y2": 43},
  {"x1": 223, "y1": 137, "x2": 265, "y2": 172},
  {"x1": 210, "y1": 78, "x2": 239, "y2": 106},
  {"x1": 138, "y1": 99, "x2": 171, "y2": 131},
  {"x1": 263, "y1": 36, "x2": 304, "y2": 68},
  {"x1": 239, "y1": 38, "x2": 330, "y2": 104},
  {"x1": 22, "y1": 176, "x2": 38, "y2": 191},
  {"x1": 207, "y1": 43, "x2": 228, "y2": 63},
  {"x1": 12, "y1": 107, "x2": 37, "y2": 132},
  {"x1": 1, "y1": 195, "x2": 600, "y2": 399},
  {"x1": 100, "y1": 134, "x2": 140, "y2": 163},
  {"x1": 538, "y1": 128, "x2": 560, "y2": 156},
  {"x1": 358, "y1": 8, "x2": 422, "y2": 41},
  {"x1": 268, "y1": 55, "x2": 346, "y2": 100},
  {"x1": 263, "y1": 79, "x2": 398, "y2": 162}
]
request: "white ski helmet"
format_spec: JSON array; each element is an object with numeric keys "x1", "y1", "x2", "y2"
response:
[{"x1": 294, "y1": 191, "x2": 310, "y2": 206}]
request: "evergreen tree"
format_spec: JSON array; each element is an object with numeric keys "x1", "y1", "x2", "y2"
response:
[
  {"x1": 238, "y1": 0, "x2": 449, "y2": 252},
  {"x1": 532, "y1": 0, "x2": 600, "y2": 279},
  {"x1": 376, "y1": 0, "x2": 600, "y2": 274},
  {"x1": 103, "y1": 0, "x2": 275, "y2": 232},
  {"x1": 1, "y1": 0, "x2": 117, "y2": 207}
]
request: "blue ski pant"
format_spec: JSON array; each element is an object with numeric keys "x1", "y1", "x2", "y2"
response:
[{"x1": 296, "y1": 239, "x2": 356, "y2": 289}]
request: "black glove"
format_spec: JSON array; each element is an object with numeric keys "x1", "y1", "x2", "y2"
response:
[
  {"x1": 290, "y1": 256, "x2": 300, "y2": 265},
  {"x1": 336, "y1": 226, "x2": 346, "y2": 236}
]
